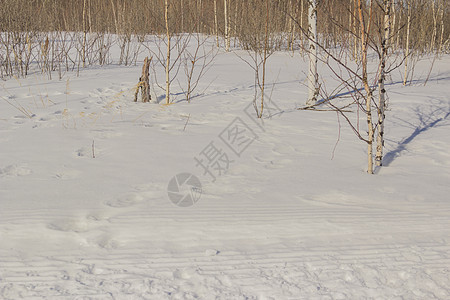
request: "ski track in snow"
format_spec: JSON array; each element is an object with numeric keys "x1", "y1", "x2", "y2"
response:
[
  {"x1": 1, "y1": 205, "x2": 450, "y2": 299},
  {"x1": 1, "y1": 50, "x2": 450, "y2": 299}
]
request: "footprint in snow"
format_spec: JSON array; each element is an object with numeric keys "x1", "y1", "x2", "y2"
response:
[
  {"x1": 48, "y1": 212, "x2": 110, "y2": 234},
  {"x1": 104, "y1": 193, "x2": 144, "y2": 208},
  {"x1": 205, "y1": 249, "x2": 220, "y2": 256},
  {"x1": 252, "y1": 155, "x2": 293, "y2": 170},
  {"x1": 54, "y1": 169, "x2": 81, "y2": 180},
  {"x1": 272, "y1": 144, "x2": 297, "y2": 155},
  {"x1": 75, "y1": 147, "x2": 96, "y2": 158},
  {"x1": 47, "y1": 218, "x2": 90, "y2": 233},
  {"x1": 0, "y1": 164, "x2": 32, "y2": 177},
  {"x1": 96, "y1": 234, "x2": 120, "y2": 249}
]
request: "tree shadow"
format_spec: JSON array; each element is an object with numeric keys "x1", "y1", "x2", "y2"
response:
[{"x1": 382, "y1": 99, "x2": 450, "y2": 167}]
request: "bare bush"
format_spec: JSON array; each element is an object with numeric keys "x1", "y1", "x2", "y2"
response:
[{"x1": 180, "y1": 34, "x2": 217, "y2": 103}]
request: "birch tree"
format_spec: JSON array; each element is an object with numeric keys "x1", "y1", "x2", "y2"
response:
[
  {"x1": 164, "y1": 0, "x2": 171, "y2": 104},
  {"x1": 437, "y1": 1, "x2": 445, "y2": 55},
  {"x1": 358, "y1": 0, "x2": 375, "y2": 174},
  {"x1": 145, "y1": 0, "x2": 186, "y2": 104},
  {"x1": 259, "y1": 0, "x2": 270, "y2": 118},
  {"x1": 376, "y1": 0, "x2": 392, "y2": 166},
  {"x1": 235, "y1": 0, "x2": 276, "y2": 118},
  {"x1": 224, "y1": 0, "x2": 230, "y2": 51},
  {"x1": 403, "y1": 0, "x2": 411, "y2": 85},
  {"x1": 306, "y1": 0, "x2": 318, "y2": 106}
]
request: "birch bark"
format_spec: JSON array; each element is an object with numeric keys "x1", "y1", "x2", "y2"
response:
[
  {"x1": 165, "y1": 0, "x2": 171, "y2": 104},
  {"x1": 376, "y1": 0, "x2": 391, "y2": 167},
  {"x1": 224, "y1": 0, "x2": 230, "y2": 51},
  {"x1": 306, "y1": 0, "x2": 318, "y2": 106},
  {"x1": 357, "y1": 0, "x2": 375, "y2": 174}
]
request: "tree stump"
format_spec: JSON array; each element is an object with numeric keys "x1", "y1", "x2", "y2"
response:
[{"x1": 134, "y1": 56, "x2": 151, "y2": 103}]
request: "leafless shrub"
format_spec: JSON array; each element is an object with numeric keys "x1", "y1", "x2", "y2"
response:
[{"x1": 179, "y1": 34, "x2": 217, "y2": 103}]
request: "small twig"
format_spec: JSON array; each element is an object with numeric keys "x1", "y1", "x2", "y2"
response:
[
  {"x1": 328, "y1": 101, "x2": 369, "y2": 143},
  {"x1": 92, "y1": 139, "x2": 95, "y2": 158},
  {"x1": 331, "y1": 111, "x2": 341, "y2": 160},
  {"x1": 299, "y1": 107, "x2": 353, "y2": 113}
]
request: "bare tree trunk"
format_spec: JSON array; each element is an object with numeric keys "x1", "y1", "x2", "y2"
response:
[
  {"x1": 259, "y1": 0, "x2": 270, "y2": 118},
  {"x1": 291, "y1": 1, "x2": 299, "y2": 53},
  {"x1": 110, "y1": 0, "x2": 119, "y2": 34},
  {"x1": 197, "y1": 0, "x2": 203, "y2": 32},
  {"x1": 288, "y1": 0, "x2": 294, "y2": 51},
  {"x1": 438, "y1": 1, "x2": 445, "y2": 56},
  {"x1": 181, "y1": 0, "x2": 184, "y2": 32},
  {"x1": 233, "y1": 0, "x2": 238, "y2": 47},
  {"x1": 300, "y1": 0, "x2": 304, "y2": 29},
  {"x1": 353, "y1": 0, "x2": 360, "y2": 62},
  {"x1": 224, "y1": 0, "x2": 230, "y2": 51},
  {"x1": 351, "y1": 0, "x2": 356, "y2": 61},
  {"x1": 214, "y1": 0, "x2": 219, "y2": 47},
  {"x1": 135, "y1": 56, "x2": 151, "y2": 103},
  {"x1": 403, "y1": 0, "x2": 411, "y2": 86},
  {"x1": 300, "y1": 0, "x2": 304, "y2": 54},
  {"x1": 87, "y1": 0, "x2": 92, "y2": 34},
  {"x1": 307, "y1": 0, "x2": 318, "y2": 106},
  {"x1": 165, "y1": 0, "x2": 171, "y2": 104},
  {"x1": 390, "y1": 0, "x2": 396, "y2": 50},
  {"x1": 376, "y1": 0, "x2": 391, "y2": 167},
  {"x1": 358, "y1": 0, "x2": 374, "y2": 174},
  {"x1": 349, "y1": 1, "x2": 353, "y2": 55},
  {"x1": 430, "y1": 0, "x2": 438, "y2": 53},
  {"x1": 82, "y1": 0, "x2": 87, "y2": 68},
  {"x1": 395, "y1": 1, "x2": 401, "y2": 50}
]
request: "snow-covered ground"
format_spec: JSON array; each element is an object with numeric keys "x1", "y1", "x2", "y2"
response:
[{"x1": 1, "y1": 41, "x2": 450, "y2": 299}]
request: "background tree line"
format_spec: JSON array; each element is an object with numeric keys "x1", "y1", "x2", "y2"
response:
[{"x1": 1, "y1": 0, "x2": 448, "y2": 53}]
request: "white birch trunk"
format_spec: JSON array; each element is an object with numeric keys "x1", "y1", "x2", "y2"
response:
[
  {"x1": 165, "y1": 0, "x2": 171, "y2": 104},
  {"x1": 403, "y1": 0, "x2": 411, "y2": 85},
  {"x1": 376, "y1": 0, "x2": 391, "y2": 167},
  {"x1": 224, "y1": 0, "x2": 230, "y2": 52},
  {"x1": 358, "y1": 0, "x2": 374, "y2": 174},
  {"x1": 306, "y1": 0, "x2": 318, "y2": 106},
  {"x1": 438, "y1": 1, "x2": 445, "y2": 55}
]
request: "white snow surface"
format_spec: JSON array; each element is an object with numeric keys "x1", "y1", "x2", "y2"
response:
[{"x1": 1, "y1": 41, "x2": 450, "y2": 299}]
